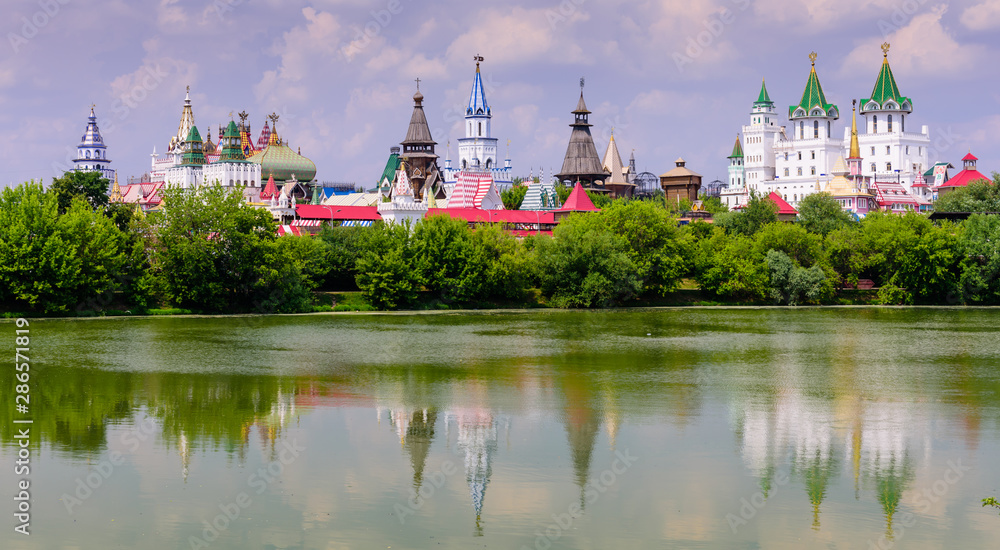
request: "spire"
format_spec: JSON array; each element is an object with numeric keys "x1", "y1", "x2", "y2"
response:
[
  {"x1": 175, "y1": 86, "x2": 196, "y2": 151},
  {"x1": 755, "y1": 78, "x2": 773, "y2": 106},
  {"x1": 602, "y1": 133, "x2": 627, "y2": 185},
  {"x1": 466, "y1": 55, "x2": 490, "y2": 117},
  {"x1": 790, "y1": 52, "x2": 837, "y2": 119},
  {"x1": 849, "y1": 100, "x2": 861, "y2": 159},
  {"x1": 860, "y1": 43, "x2": 912, "y2": 114},
  {"x1": 402, "y1": 88, "x2": 436, "y2": 148},
  {"x1": 180, "y1": 126, "x2": 206, "y2": 166},
  {"x1": 729, "y1": 134, "x2": 744, "y2": 159},
  {"x1": 109, "y1": 171, "x2": 122, "y2": 202}
]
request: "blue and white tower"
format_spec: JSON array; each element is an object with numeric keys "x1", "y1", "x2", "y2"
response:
[
  {"x1": 72, "y1": 106, "x2": 114, "y2": 182},
  {"x1": 444, "y1": 56, "x2": 513, "y2": 192}
]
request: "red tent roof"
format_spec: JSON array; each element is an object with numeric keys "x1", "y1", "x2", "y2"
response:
[
  {"x1": 767, "y1": 192, "x2": 798, "y2": 215},
  {"x1": 260, "y1": 174, "x2": 278, "y2": 200},
  {"x1": 555, "y1": 182, "x2": 599, "y2": 212},
  {"x1": 939, "y1": 168, "x2": 990, "y2": 188},
  {"x1": 963, "y1": 152, "x2": 978, "y2": 162},
  {"x1": 295, "y1": 204, "x2": 382, "y2": 221}
]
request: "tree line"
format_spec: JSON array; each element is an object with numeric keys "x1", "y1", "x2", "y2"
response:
[{"x1": 2, "y1": 172, "x2": 1000, "y2": 315}]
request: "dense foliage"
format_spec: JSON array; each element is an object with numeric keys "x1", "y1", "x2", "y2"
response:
[
  {"x1": 4, "y1": 178, "x2": 1000, "y2": 314},
  {"x1": 933, "y1": 174, "x2": 1000, "y2": 212}
]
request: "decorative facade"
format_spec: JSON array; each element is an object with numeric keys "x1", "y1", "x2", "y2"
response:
[
  {"x1": 399, "y1": 86, "x2": 442, "y2": 201},
  {"x1": 72, "y1": 106, "x2": 115, "y2": 182}
]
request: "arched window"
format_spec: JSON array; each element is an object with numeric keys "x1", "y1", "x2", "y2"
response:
[
  {"x1": 873, "y1": 115, "x2": 878, "y2": 133},
  {"x1": 887, "y1": 115, "x2": 893, "y2": 132},
  {"x1": 827, "y1": 121, "x2": 831, "y2": 137},
  {"x1": 799, "y1": 121, "x2": 804, "y2": 139},
  {"x1": 86, "y1": 150, "x2": 91, "y2": 159},
  {"x1": 485, "y1": 158, "x2": 492, "y2": 169},
  {"x1": 901, "y1": 116, "x2": 905, "y2": 132},
  {"x1": 478, "y1": 122, "x2": 482, "y2": 136},
  {"x1": 813, "y1": 120, "x2": 819, "y2": 138}
]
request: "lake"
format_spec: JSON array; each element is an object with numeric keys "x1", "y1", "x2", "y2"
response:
[{"x1": 2, "y1": 308, "x2": 999, "y2": 549}]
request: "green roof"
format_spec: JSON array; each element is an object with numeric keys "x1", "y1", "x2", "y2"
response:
[
  {"x1": 218, "y1": 120, "x2": 248, "y2": 163},
  {"x1": 729, "y1": 136, "x2": 743, "y2": 158},
  {"x1": 181, "y1": 126, "x2": 206, "y2": 166},
  {"x1": 379, "y1": 153, "x2": 399, "y2": 187},
  {"x1": 860, "y1": 52, "x2": 912, "y2": 112},
  {"x1": 755, "y1": 79, "x2": 772, "y2": 105},
  {"x1": 789, "y1": 55, "x2": 837, "y2": 119}
]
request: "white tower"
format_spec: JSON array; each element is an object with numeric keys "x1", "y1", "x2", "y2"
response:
[
  {"x1": 857, "y1": 43, "x2": 929, "y2": 192},
  {"x1": 458, "y1": 56, "x2": 497, "y2": 172},
  {"x1": 741, "y1": 79, "x2": 781, "y2": 193},
  {"x1": 722, "y1": 134, "x2": 747, "y2": 208},
  {"x1": 72, "y1": 106, "x2": 114, "y2": 182}
]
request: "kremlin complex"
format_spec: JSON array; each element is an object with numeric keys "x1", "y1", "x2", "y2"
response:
[{"x1": 80, "y1": 46, "x2": 989, "y2": 233}]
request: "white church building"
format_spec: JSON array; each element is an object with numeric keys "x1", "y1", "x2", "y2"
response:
[{"x1": 722, "y1": 45, "x2": 930, "y2": 209}]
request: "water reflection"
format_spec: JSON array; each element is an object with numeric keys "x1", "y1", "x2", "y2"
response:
[{"x1": 1, "y1": 310, "x2": 998, "y2": 548}]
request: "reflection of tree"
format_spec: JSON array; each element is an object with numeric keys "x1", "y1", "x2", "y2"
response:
[{"x1": 0, "y1": 366, "x2": 134, "y2": 458}]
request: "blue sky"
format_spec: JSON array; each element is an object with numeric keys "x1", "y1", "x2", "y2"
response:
[{"x1": 1, "y1": 0, "x2": 997, "y2": 189}]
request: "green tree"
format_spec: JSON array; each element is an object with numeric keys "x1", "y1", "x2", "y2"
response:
[
  {"x1": 50, "y1": 170, "x2": 110, "y2": 213},
  {"x1": 752, "y1": 222, "x2": 825, "y2": 268},
  {"x1": 0, "y1": 182, "x2": 131, "y2": 313},
  {"x1": 957, "y1": 213, "x2": 1000, "y2": 304},
  {"x1": 151, "y1": 183, "x2": 312, "y2": 312},
  {"x1": 355, "y1": 222, "x2": 420, "y2": 310},
  {"x1": 933, "y1": 175, "x2": 1000, "y2": 212},
  {"x1": 797, "y1": 192, "x2": 853, "y2": 235},
  {"x1": 765, "y1": 250, "x2": 830, "y2": 305},
  {"x1": 695, "y1": 231, "x2": 768, "y2": 301},
  {"x1": 501, "y1": 184, "x2": 528, "y2": 210},
  {"x1": 318, "y1": 224, "x2": 382, "y2": 290},
  {"x1": 715, "y1": 191, "x2": 778, "y2": 236},
  {"x1": 699, "y1": 194, "x2": 729, "y2": 214},
  {"x1": 534, "y1": 213, "x2": 640, "y2": 307},
  {"x1": 601, "y1": 200, "x2": 686, "y2": 296}
]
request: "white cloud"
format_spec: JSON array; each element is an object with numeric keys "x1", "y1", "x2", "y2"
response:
[
  {"x1": 961, "y1": 0, "x2": 1000, "y2": 30},
  {"x1": 841, "y1": 5, "x2": 985, "y2": 78},
  {"x1": 445, "y1": 7, "x2": 589, "y2": 67},
  {"x1": 254, "y1": 8, "x2": 345, "y2": 105}
]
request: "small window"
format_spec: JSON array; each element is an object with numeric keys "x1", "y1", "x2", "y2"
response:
[
  {"x1": 888, "y1": 115, "x2": 893, "y2": 132},
  {"x1": 873, "y1": 115, "x2": 878, "y2": 133},
  {"x1": 797, "y1": 167, "x2": 803, "y2": 176},
  {"x1": 811, "y1": 151, "x2": 816, "y2": 160},
  {"x1": 798, "y1": 152, "x2": 802, "y2": 161},
  {"x1": 784, "y1": 168, "x2": 789, "y2": 177},
  {"x1": 813, "y1": 120, "x2": 819, "y2": 138},
  {"x1": 871, "y1": 146, "x2": 876, "y2": 156},
  {"x1": 810, "y1": 166, "x2": 816, "y2": 175},
  {"x1": 784, "y1": 152, "x2": 789, "y2": 161},
  {"x1": 886, "y1": 146, "x2": 890, "y2": 155},
  {"x1": 886, "y1": 162, "x2": 892, "y2": 171},
  {"x1": 871, "y1": 162, "x2": 877, "y2": 172},
  {"x1": 906, "y1": 146, "x2": 909, "y2": 154}
]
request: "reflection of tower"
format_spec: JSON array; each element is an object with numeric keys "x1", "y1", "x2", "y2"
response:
[
  {"x1": 562, "y1": 376, "x2": 600, "y2": 509},
  {"x1": 446, "y1": 408, "x2": 500, "y2": 536},
  {"x1": 860, "y1": 402, "x2": 917, "y2": 540},
  {"x1": 405, "y1": 409, "x2": 438, "y2": 492},
  {"x1": 179, "y1": 431, "x2": 190, "y2": 482}
]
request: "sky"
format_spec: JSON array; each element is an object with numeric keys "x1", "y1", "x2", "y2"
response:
[{"x1": 1, "y1": 0, "x2": 998, "y2": 190}]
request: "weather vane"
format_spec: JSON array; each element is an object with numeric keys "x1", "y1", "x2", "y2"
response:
[{"x1": 580, "y1": 77, "x2": 585, "y2": 92}]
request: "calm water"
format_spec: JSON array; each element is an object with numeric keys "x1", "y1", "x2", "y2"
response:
[{"x1": 2, "y1": 309, "x2": 1000, "y2": 549}]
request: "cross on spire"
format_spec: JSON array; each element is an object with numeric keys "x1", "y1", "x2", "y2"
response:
[{"x1": 415, "y1": 77, "x2": 421, "y2": 91}]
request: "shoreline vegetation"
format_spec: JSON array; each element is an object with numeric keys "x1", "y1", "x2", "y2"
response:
[{"x1": 4, "y1": 173, "x2": 1000, "y2": 317}]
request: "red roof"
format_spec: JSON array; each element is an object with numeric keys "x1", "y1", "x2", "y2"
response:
[
  {"x1": 426, "y1": 208, "x2": 555, "y2": 224},
  {"x1": 554, "y1": 182, "x2": 599, "y2": 212},
  {"x1": 963, "y1": 152, "x2": 978, "y2": 162},
  {"x1": 260, "y1": 174, "x2": 278, "y2": 200},
  {"x1": 296, "y1": 204, "x2": 381, "y2": 221},
  {"x1": 767, "y1": 192, "x2": 798, "y2": 215},
  {"x1": 938, "y1": 169, "x2": 990, "y2": 188}
]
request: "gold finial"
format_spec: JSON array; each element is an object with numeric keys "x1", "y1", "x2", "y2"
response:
[
  {"x1": 228, "y1": 111, "x2": 233, "y2": 120},
  {"x1": 881, "y1": 42, "x2": 890, "y2": 57},
  {"x1": 809, "y1": 52, "x2": 818, "y2": 66}
]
